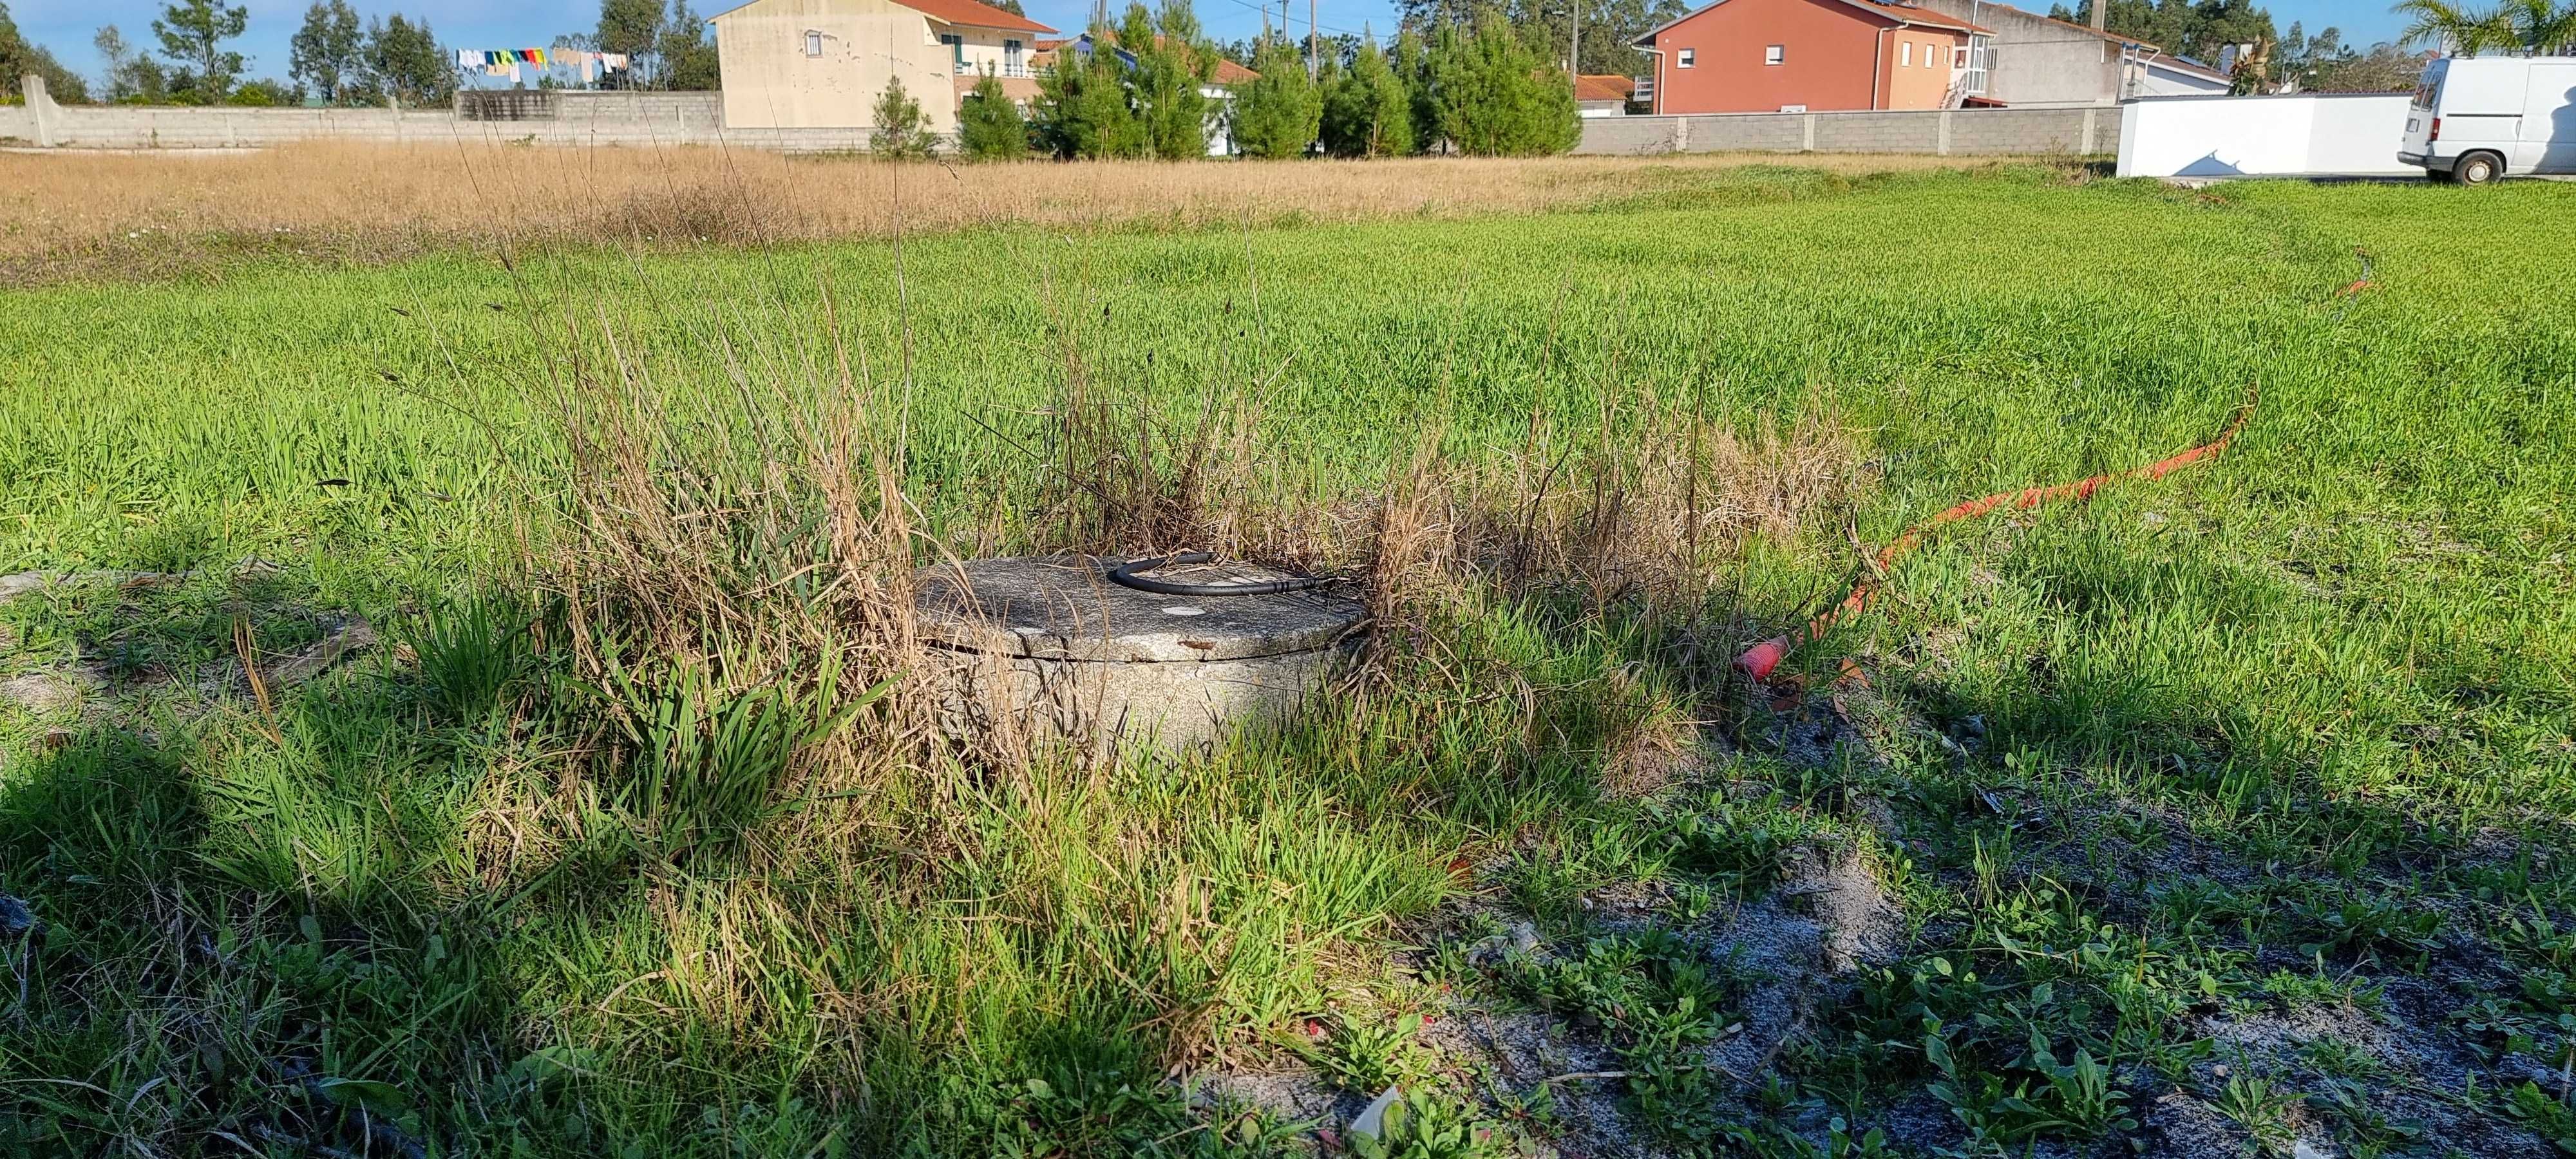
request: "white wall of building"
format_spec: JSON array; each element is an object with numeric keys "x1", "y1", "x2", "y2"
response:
[
  {"x1": 2116, "y1": 93, "x2": 2416, "y2": 177},
  {"x1": 2136, "y1": 61, "x2": 2230, "y2": 97}
]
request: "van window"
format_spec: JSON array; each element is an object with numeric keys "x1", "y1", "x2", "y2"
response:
[{"x1": 2410, "y1": 79, "x2": 2438, "y2": 109}]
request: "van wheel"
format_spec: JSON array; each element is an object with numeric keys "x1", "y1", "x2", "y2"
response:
[{"x1": 2456, "y1": 151, "x2": 2505, "y2": 185}]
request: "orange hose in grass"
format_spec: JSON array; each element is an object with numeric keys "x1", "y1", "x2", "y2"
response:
[{"x1": 1735, "y1": 389, "x2": 2256, "y2": 682}]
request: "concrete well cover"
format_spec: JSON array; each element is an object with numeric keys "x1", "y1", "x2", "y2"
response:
[{"x1": 914, "y1": 556, "x2": 1365, "y2": 663}]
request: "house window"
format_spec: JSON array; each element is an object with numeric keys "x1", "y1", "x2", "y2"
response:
[
  {"x1": 1901, "y1": 42, "x2": 1912, "y2": 67},
  {"x1": 803, "y1": 30, "x2": 822, "y2": 57},
  {"x1": 1005, "y1": 38, "x2": 1023, "y2": 74},
  {"x1": 938, "y1": 32, "x2": 963, "y2": 71},
  {"x1": 1953, "y1": 45, "x2": 1969, "y2": 68},
  {"x1": 1929, "y1": 42, "x2": 1942, "y2": 67},
  {"x1": 1677, "y1": 47, "x2": 1694, "y2": 68},
  {"x1": 1765, "y1": 44, "x2": 1783, "y2": 65}
]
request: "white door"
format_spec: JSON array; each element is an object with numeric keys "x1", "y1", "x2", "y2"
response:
[{"x1": 2524, "y1": 62, "x2": 2576, "y2": 173}]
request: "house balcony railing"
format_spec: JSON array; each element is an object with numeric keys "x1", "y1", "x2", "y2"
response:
[
  {"x1": 1633, "y1": 75, "x2": 1654, "y2": 102},
  {"x1": 958, "y1": 62, "x2": 1034, "y2": 78}
]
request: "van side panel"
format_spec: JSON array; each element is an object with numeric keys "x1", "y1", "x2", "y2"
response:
[
  {"x1": 2441, "y1": 60, "x2": 2527, "y2": 151},
  {"x1": 2524, "y1": 62, "x2": 2576, "y2": 173}
]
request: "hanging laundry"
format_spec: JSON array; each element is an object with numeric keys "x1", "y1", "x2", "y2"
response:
[{"x1": 457, "y1": 48, "x2": 478, "y2": 68}]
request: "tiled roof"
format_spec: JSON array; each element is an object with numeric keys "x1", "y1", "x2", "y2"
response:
[
  {"x1": 1848, "y1": 0, "x2": 1988, "y2": 33},
  {"x1": 907, "y1": 0, "x2": 1055, "y2": 34},
  {"x1": 1575, "y1": 74, "x2": 1634, "y2": 102}
]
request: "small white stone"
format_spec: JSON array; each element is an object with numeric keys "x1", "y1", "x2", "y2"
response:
[{"x1": 1349, "y1": 1086, "x2": 1402, "y2": 1140}]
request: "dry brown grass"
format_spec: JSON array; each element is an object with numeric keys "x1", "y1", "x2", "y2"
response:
[{"x1": 0, "y1": 139, "x2": 2005, "y2": 283}]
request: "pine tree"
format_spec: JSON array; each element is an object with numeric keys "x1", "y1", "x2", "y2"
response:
[
  {"x1": 1320, "y1": 38, "x2": 1414, "y2": 157},
  {"x1": 958, "y1": 69, "x2": 1029, "y2": 160},
  {"x1": 1034, "y1": 34, "x2": 1146, "y2": 158},
  {"x1": 1228, "y1": 41, "x2": 1321, "y2": 157},
  {"x1": 869, "y1": 75, "x2": 936, "y2": 158},
  {"x1": 153, "y1": 0, "x2": 249, "y2": 102},
  {"x1": 1393, "y1": 30, "x2": 1443, "y2": 153},
  {"x1": 1124, "y1": 0, "x2": 1212, "y2": 160},
  {"x1": 1432, "y1": 15, "x2": 1576, "y2": 157}
]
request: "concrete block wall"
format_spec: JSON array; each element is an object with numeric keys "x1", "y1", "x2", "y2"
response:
[
  {"x1": 20, "y1": 95, "x2": 867, "y2": 152},
  {"x1": 1810, "y1": 111, "x2": 1940, "y2": 152},
  {"x1": 43, "y1": 106, "x2": 454, "y2": 147},
  {"x1": 1683, "y1": 113, "x2": 1805, "y2": 151},
  {"x1": 1576, "y1": 106, "x2": 2119, "y2": 156},
  {"x1": 1947, "y1": 107, "x2": 2107, "y2": 153},
  {"x1": 552, "y1": 91, "x2": 727, "y2": 130},
  {"x1": 1578, "y1": 116, "x2": 1683, "y2": 155}
]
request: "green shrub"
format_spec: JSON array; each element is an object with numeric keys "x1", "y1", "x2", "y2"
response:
[
  {"x1": 869, "y1": 75, "x2": 936, "y2": 159},
  {"x1": 1227, "y1": 42, "x2": 1320, "y2": 158},
  {"x1": 1428, "y1": 16, "x2": 1577, "y2": 157},
  {"x1": 1121, "y1": 1, "x2": 1211, "y2": 160},
  {"x1": 401, "y1": 589, "x2": 534, "y2": 722},
  {"x1": 1321, "y1": 39, "x2": 1414, "y2": 158},
  {"x1": 1034, "y1": 36, "x2": 1145, "y2": 158},
  {"x1": 225, "y1": 78, "x2": 297, "y2": 106},
  {"x1": 956, "y1": 70, "x2": 1028, "y2": 161}
]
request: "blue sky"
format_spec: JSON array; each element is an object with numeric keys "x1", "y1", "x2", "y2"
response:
[{"x1": 14, "y1": 0, "x2": 2410, "y2": 83}]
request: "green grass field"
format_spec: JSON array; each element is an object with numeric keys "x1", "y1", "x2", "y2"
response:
[{"x1": 3, "y1": 164, "x2": 2573, "y2": 1157}]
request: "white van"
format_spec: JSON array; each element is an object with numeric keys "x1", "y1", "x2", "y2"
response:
[{"x1": 2400, "y1": 55, "x2": 2576, "y2": 183}]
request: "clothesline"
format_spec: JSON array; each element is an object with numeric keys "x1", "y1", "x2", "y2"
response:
[{"x1": 456, "y1": 48, "x2": 631, "y2": 84}]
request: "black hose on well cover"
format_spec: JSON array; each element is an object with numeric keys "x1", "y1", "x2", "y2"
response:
[{"x1": 1106, "y1": 552, "x2": 1341, "y2": 598}]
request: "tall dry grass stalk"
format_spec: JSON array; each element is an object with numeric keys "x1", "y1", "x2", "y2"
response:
[
  {"x1": 497, "y1": 267, "x2": 952, "y2": 852},
  {"x1": 1, "y1": 140, "x2": 2002, "y2": 282},
  {"x1": 1357, "y1": 395, "x2": 1859, "y2": 669}
]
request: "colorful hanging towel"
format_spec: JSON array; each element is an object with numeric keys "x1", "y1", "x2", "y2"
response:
[{"x1": 516, "y1": 48, "x2": 546, "y2": 65}]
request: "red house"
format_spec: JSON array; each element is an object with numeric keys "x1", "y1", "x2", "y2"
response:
[{"x1": 1633, "y1": 0, "x2": 1989, "y2": 115}]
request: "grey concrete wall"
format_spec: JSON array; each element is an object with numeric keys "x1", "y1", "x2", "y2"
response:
[
  {"x1": 1811, "y1": 111, "x2": 1940, "y2": 152},
  {"x1": 1917, "y1": 0, "x2": 2123, "y2": 107},
  {"x1": 1578, "y1": 115, "x2": 1684, "y2": 154},
  {"x1": 1691, "y1": 113, "x2": 1806, "y2": 151},
  {"x1": 1575, "y1": 105, "x2": 2116, "y2": 156},
  {"x1": 0, "y1": 102, "x2": 33, "y2": 144},
  {"x1": 552, "y1": 91, "x2": 727, "y2": 129},
  {"x1": 1946, "y1": 106, "x2": 2107, "y2": 153},
  {"x1": 19, "y1": 91, "x2": 867, "y2": 151}
]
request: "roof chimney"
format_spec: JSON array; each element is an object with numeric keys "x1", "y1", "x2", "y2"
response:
[{"x1": 2089, "y1": 0, "x2": 2107, "y2": 32}]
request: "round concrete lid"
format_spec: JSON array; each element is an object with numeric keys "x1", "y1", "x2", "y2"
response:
[{"x1": 914, "y1": 555, "x2": 1367, "y2": 663}]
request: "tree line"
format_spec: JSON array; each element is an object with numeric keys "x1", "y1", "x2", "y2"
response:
[{"x1": 882, "y1": 1, "x2": 1579, "y2": 163}]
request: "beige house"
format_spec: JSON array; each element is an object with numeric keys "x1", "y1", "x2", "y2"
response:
[{"x1": 711, "y1": 0, "x2": 1056, "y2": 134}]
